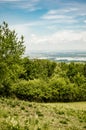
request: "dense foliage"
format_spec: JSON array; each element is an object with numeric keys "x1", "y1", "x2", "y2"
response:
[
  {"x1": 11, "y1": 61, "x2": 86, "y2": 102},
  {"x1": 0, "y1": 22, "x2": 86, "y2": 102},
  {"x1": 0, "y1": 22, "x2": 25, "y2": 96}
]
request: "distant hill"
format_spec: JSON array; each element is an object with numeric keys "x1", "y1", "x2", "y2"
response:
[{"x1": 26, "y1": 51, "x2": 86, "y2": 62}]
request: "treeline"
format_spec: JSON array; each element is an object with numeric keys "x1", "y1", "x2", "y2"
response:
[
  {"x1": 11, "y1": 60, "x2": 86, "y2": 102},
  {"x1": 0, "y1": 22, "x2": 86, "y2": 102},
  {"x1": 1, "y1": 57, "x2": 86, "y2": 102}
]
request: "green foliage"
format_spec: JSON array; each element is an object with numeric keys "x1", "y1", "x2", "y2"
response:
[
  {"x1": 11, "y1": 74, "x2": 86, "y2": 102},
  {"x1": 0, "y1": 22, "x2": 25, "y2": 96},
  {"x1": 66, "y1": 62, "x2": 85, "y2": 83},
  {"x1": 78, "y1": 83, "x2": 86, "y2": 101},
  {"x1": 2, "y1": 60, "x2": 85, "y2": 102},
  {"x1": 84, "y1": 63, "x2": 86, "y2": 77},
  {"x1": 0, "y1": 22, "x2": 25, "y2": 62},
  {"x1": 49, "y1": 77, "x2": 79, "y2": 102},
  {"x1": 20, "y1": 58, "x2": 56, "y2": 80},
  {"x1": 12, "y1": 79, "x2": 51, "y2": 102}
]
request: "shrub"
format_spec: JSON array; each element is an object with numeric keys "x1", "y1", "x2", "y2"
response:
[
  {"x1": 12, "y1": 79, "x2": 50, "y2": 102},
  {"x1": 49, "y1": 77, "x2": 80, "y2": 102},
  {"x1": 12, "y1": 77, "x2": 86, "y2": 102}
]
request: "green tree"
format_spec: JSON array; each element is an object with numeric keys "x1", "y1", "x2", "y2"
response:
[
  {"x1": 21, "y1": 58, "x2": 56, "y2": 80},
  {"x1": 0, "y1": 21, "x2": 25, "y2": 96},
  {"x1": 84, "y1": 63, "x2": 86, "y2": 77}
]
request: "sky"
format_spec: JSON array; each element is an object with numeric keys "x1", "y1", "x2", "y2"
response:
[{"x1": 0, "y1": 0, "x2": 86, "y2": 53}]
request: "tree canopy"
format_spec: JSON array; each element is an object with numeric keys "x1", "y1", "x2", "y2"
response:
[
  {"x1": 0, "y1": 22, "x2": 25, "y2": 94},
  {"x1": 0, "y1": 21, "x2": 25, "y2": 62}
]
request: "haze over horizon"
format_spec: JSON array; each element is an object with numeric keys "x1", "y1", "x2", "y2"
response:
[{"x1": 0, "y1": 0, "x2": 86, "y2": 54}]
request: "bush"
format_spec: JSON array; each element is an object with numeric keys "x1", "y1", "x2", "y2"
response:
[
  {"x1": 0, "y1": 80, "x2": 12, "y2": 97},
  {"x1": 78, "y1": 83, "x2": 86, "y2": 101},
  {"x1": 12, "y1": 79, "x2": 51, "y2": 102},
  {"x1": 49, "y1": 77, "x2": 80, "y2": 102},
  {"x1": 12, "y1": 76, "x2": 86, "y2": 102}
]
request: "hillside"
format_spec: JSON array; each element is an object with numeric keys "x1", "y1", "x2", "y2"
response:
[{"x1": 0, "y1": 98, "x2": 86, "y2": 130}]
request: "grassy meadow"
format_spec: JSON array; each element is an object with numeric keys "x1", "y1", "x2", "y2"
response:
[{"x1": 0, "y1": 98, "x2": 86, "y2": 130}]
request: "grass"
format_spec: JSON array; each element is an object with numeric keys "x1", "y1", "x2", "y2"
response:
[{"x1": 0, "y1": 98, "x2": 86, "y2": 130}]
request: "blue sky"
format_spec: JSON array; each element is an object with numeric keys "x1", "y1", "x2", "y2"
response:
[{"x1": 0, "y1": 0, "x2": 86, "y2": 53}]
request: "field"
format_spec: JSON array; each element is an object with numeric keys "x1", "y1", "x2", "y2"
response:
[{"x1": 0, "y1": 98, "x2": 86, "y2": 130}]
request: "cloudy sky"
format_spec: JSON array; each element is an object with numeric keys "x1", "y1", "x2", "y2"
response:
[{"x1": 0, "y1": 0, "x2": 86, "y2": 53}]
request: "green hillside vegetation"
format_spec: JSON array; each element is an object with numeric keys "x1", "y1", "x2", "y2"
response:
[
  {"x1": 0, "y1": 98, "x2": 86, "y2": 130},
  {"x1": 0, "y1": 22, "x2": 86, "y2": 102},
  {"x1": 11, "y1": 61, "x2": 86, "y2": 102}
]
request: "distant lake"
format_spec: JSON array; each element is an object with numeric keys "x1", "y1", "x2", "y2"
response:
[{"x1": 26, "y1": 51, "x2": 86, "y2": 62}]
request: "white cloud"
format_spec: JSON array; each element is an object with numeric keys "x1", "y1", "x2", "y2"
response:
[
  {"x1": 47, "y1": 8, "x2": 78, "y2": 15},
  {"x1": 10, "y1": 23, "x2": 86, "y2": 52},
  {"x1": 41, "y1": 3, "x2": 86, "y2": 24},
  {"x1": 11, "y1": 0, "x2": 41, "y2": 11},
  {"x1": 42, "y1": 14, "x2": 72, "y2": 20},
  {"x1": 84, "y1": 20, "x2": 86, "y2": 23},
  {"x1": 42, "y1": 14, "x2": 77, "y2": 24},
  {"x1": 27, "y1": 30, "x2": 86, "y2": 51},
  {"x1": 0, "y1": 0, "x2": 41, "y2": 11},
  {"x1": 41, "y1": 8, "x2": 78, "y2": 24}
]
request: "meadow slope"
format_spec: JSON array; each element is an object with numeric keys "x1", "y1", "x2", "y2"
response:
[{"x1": 0, "y1": 98, "x2": 86, "y2": 130}]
